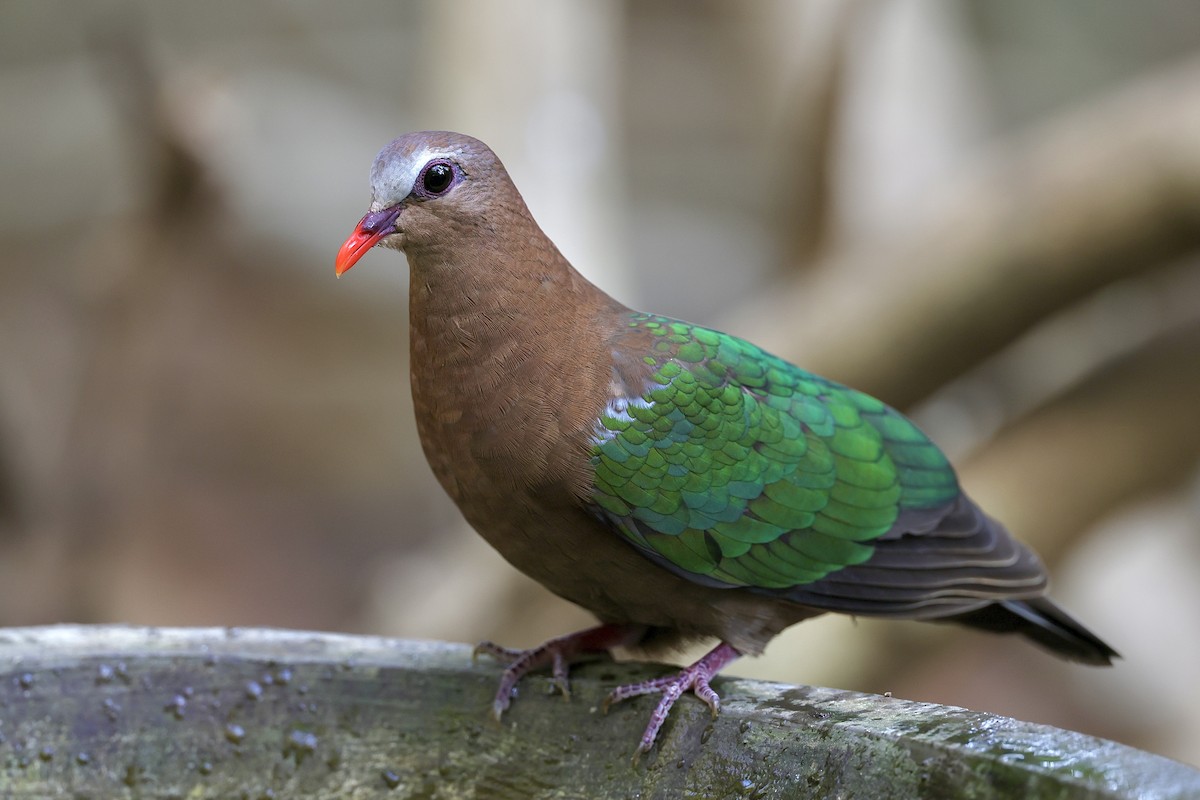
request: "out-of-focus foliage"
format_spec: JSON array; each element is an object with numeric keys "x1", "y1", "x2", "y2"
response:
[{"x1": 0, "y1": 0, "x2": 1197, "y2": 767}]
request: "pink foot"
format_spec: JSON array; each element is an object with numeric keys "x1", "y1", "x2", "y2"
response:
[
  {"x1": 602, "y1": 642, "x2": 740, "y2": 761},
  {"x1": 473, "y1": 623, "x2": 644, "y2": 720}
]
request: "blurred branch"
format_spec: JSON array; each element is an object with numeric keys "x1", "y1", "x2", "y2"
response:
[
  {"x1": 959, "y1": 322, "x2": 1200, "y2": 565},
  {"x1": 88, "y1": 18, "x2": 215, "y2": 226},
  {"x1": 51, "y1": 32, "x2": 224, "y2": 621},
  {"x1": 0, "y1": 428, "x2": 16, "y2": 531},
  {"x1": 770, "y1": 2, "x2": 861, "y2": 272},
  {"x1": 729, "y1": 55, "x2": 1200, "y2": 408},
  {"x1": 2, "y1": 626, "x2": 1197, "y2": 799}
]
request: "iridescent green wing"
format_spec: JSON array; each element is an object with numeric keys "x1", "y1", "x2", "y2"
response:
[{"x1": 588, "y1": 313, "x2": 961, "y2": 592}]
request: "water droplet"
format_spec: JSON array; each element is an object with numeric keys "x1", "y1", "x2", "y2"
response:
[
  {"x1": 245, "y1": 681, "x2": 263, "y2": 700},
  {"x1": 382, "y1": 769, "x2": 402, "y2": 789},
  {"x1": 103, "y1": 698, "x2": 122, "y2": 720},
  {"x1": 17, "y1": 673, "x2": 34, "y2": 689},
  {"x1": 96, "y1": 664, "x2": 115, "y2": 684},
  {"x1": 225, "y1": 723, "x2": 246, "y2": 744},
  {"x1": 38, "y1": 745, "x2": 54, "y2": 762},
  {"x1": 198, "y1": 761, "x2": 213, "y2": 775},
  {"x1": 284, "y1": 730, "x2": 319, "y2": 765},
  {"x1": 275, "y1": 668, "x2": 293, "y2": 686},
  {"x1": 164, "y1": 694, "x2": 188, "y2": 719},
  {"x1": 76, "y1": 752, "x2": 91, "y2": 765}
]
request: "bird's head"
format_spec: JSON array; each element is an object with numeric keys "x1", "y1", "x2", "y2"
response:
[{"x1": 335, "y1": 131, "x2": 517, "y2": 275}]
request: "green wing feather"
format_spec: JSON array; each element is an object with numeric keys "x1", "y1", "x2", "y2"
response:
[{"x1": 589, "y1": 314, "x2": 961, "y2": 592}]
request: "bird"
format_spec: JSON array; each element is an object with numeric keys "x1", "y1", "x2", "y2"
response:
[{"x1": 334, "y1": 130, "x2": 1117, "y2": 760}]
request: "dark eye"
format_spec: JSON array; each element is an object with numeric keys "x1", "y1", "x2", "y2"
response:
[{"x1": 422, "y1": 161, "x2": 454, "y2": 195}]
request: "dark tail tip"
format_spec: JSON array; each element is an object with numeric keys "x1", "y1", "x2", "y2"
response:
[{"x1": 955, "y1": 597, "x2": 1119, "y2": 666}]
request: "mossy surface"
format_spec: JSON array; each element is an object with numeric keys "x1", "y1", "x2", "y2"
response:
[{"x1": 0, "y1": 626, "x2": 1194, "y2": 799}]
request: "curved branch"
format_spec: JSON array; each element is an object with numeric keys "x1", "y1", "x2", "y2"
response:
[
  {"x1": 958, "y1": 323, "x2": 1200, "y2": 564},
  {"x1": 728, "y1": 56, "x2": 1200, "y2": 408}
]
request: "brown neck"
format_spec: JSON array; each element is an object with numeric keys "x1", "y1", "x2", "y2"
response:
[{"x1": 405, "y1": 222, "x2": 628, "y2": 503}]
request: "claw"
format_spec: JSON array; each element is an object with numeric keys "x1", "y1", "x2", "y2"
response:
[
  {"x1": 472, "y1": 624, "x2": 642, "y2": 722},
  {"x1": 604, "y1": 641, "x2": 740, "y2": 761},
  {"x1": 474, "y1": 628, "x2": 736, "y2": 762},
  {"x1": 551, "y1": 650, "x2": 571, "y2": 701},
  {"x1": 473, "y1": 641, "x2": 521, "y2": 663}
]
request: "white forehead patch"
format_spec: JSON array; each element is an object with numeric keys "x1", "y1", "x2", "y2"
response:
[{"x1": 369, "y1": 144, "x2": 462, "y2": 210}]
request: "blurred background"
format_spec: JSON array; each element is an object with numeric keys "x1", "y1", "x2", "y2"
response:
[{"x1": 2, "y1": 0, "x2": 1199, "y2": 767}]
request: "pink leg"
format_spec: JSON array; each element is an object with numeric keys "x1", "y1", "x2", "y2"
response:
[
  {"x1": 473, "y1": 623, "x2": 644, "y2": 720},
  {"x1": 602, "y1": 641, "x2": 741, "y2": 761}
]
